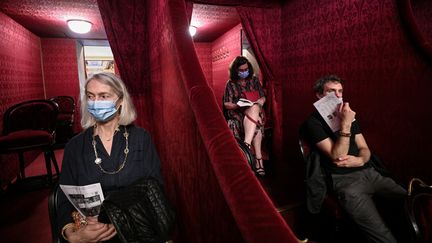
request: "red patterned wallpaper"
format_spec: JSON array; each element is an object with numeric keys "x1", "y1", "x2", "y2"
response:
[
  {"x1": 0, "y1": 12, "x2": 44, "y2": 132},
  {"x1": 0, "y1": 12, "x2": 44, "y2": 187},
  {"x1": 191, "y1": 4, "x2": 240, "y2": 42},
  {"x1": 194, "y1": 42, "x2": 213, "y2": 85},
  {"x1": 211, "y1": 24, "x2": 242, "y2": 108},
  {"x1": 281, "y1": 0, "x2": 432, "y2": 182},
  {"x1": 41, "y1": 38, "x2": 81, "y2": 133}
]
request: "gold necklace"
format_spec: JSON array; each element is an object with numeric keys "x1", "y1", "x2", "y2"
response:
[{"x1": 92, "y1": 126, "x2": 129, "y2": 174}]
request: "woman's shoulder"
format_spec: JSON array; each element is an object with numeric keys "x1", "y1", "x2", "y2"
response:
[
  {"x1": 64, "y1": 128, "x2": 91, "y2": 149},
  {"x1": 126, "y1": 124, "x2": 151, "y2": 138},
  {"x1": 250, "y1": 76, "x2": 260, "y2": 83}
]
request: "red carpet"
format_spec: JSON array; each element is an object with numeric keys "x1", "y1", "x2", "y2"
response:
[{"x1": 0, "y1": 150, "x2": 63, "y2": 243}]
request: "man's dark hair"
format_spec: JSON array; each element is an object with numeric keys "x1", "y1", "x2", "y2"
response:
[
  {"x1": 229, "y1": 56, "x2": 254, "y2": 81},
  {"x1": 313, "y1": 75, "x2": 344, "y2": 94}
]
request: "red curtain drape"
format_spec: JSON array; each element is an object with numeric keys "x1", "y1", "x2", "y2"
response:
[
  {"x1": 98, "y1": 0, "x2": 297, "y2": 242},
  {"x1": 97, "y1": 0, "x2": 153, "y2": 131},
  {"x1": 236, "y1": 6, "x2": 284, "y2": 160}
]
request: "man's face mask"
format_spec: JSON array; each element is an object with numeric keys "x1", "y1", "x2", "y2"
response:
[{"x1": 87, "y1": 99, "x2": 118, "y2": 122}]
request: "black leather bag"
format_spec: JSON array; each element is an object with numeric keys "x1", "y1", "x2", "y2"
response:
[{"x1": 99, "y1": 178, "x2": 175, "y2": 243}]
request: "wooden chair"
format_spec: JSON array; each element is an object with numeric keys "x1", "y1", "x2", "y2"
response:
[
  {"x1": 49, "y1": 96, "x2": 75, "y2": 145},
  {"x1": 406, "y1": 178, "x2": 432, "y2": 243},
  {"x1": 0, "y1": 99, "x2": 60, "y2": 185},
  {"x1": 48, "y1": 182, "x2": 64, "y2": 243}
]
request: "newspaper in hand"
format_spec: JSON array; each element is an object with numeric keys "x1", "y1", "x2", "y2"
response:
[
  {"x1": 60, "y1": 183, "x2": 105, "y2": 217},
  {"x1": 313, "y1": 92, "x2": 343, "y2": 132},
  {"x1": 237, "y1": 98, "x2": 256, "y2": 107}
]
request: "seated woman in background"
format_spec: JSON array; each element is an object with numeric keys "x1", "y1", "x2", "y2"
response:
[
  {"x1": 58, "y1": 72, "x2": 164, "y2": 243},
  {"x1": 223, "y1": 56, "x2": 266, "y2": 176}
]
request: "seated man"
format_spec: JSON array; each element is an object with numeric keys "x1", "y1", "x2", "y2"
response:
[{"x1": 300, "y1": 75, "x2": 406, "y2": 243}]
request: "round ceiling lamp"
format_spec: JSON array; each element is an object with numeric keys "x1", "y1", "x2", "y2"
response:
[
  {"x1": 67, "y1": 19, "x2": 92, "y2": 34},
  {"x1": 189, "y1": 25, "x2": 197, "y2": 37}
]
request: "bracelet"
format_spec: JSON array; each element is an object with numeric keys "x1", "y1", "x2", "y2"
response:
[
  {"x1": 61, "y1": 223, "x2": 75, "y2": 241},
  {"x1": 339, "y1": 131, "x2": 351, "y2": 137}
]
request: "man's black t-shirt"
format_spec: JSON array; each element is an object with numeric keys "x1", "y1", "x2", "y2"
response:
[{"x1": 300, "y1": 111, "x2": 370, "y2": 174}]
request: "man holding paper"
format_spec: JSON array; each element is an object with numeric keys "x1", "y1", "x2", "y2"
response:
[{"x1": 300, "y1": 75, "x2": 406, "y2": 243}]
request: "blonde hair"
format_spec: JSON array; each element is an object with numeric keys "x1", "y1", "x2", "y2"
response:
[{"x1": 81, "y1": 72, "x2": 137, "y2": 128}]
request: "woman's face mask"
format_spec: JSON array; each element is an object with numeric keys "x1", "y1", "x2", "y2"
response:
[
  {"x1": 238, "y1": 70, "x2": 249, "y2": 79},
  {"x1": 87, "y1": 99, "x2": 118, "y2": 122}
]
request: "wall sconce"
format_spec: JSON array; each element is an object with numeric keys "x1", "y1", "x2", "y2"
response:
[
  {"x1": 189, "y1": 25, "x2": 197, "y2": 37},
  {"x1": 67, "y1": 20, "x2": 92, "y2": 34}
]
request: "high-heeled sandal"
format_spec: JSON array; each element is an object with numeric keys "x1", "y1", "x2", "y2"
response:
[
  {"x1": 244, "y1": 141, "x2": 252, "y2": 150},
  {"x1": 255, "y1": 157, "x2": 265, "y2": 176}
]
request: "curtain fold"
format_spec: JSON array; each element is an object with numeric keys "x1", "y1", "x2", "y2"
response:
[{"x1": 97, "y1": 0, "x2": 153, "y2": 131}]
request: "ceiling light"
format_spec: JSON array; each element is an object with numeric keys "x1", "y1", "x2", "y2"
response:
[
  {"x1": 189, "y1": 25, "x2": 197, "y2": 37},
  {"x1": 67, "y1": 20, "x2": 92, "y2": 34}
]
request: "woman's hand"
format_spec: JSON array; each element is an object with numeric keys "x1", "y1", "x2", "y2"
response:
[
  {"x1": 224, "y1": 101, "x2": 240, "y2": 110},
  {"x1": 65, "y1": 217, "x2": 117, "y2": 243}
]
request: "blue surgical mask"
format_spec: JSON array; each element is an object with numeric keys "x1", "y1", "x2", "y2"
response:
[
  {"x1": 87, "y1": 100, "x2": 118, "y2": 122},
  {"x1": 238, "y1": 70, "x2": 249, "y2": 79}
]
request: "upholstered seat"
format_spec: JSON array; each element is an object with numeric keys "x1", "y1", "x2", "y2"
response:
[
  {"x1": 0, "y1": 130, "x2": 54, "y2": 148},
  {"x1": 0, "y1": 99, "x2": 60, "y2": 184}
]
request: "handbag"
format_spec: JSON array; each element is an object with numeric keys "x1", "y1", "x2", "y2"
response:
[
  {"x1": 242, "y1": 90, "x2": 260, "y2": 102},
  {"x1": 98, "y1": 177, "x2": 175, "y2": 243}
]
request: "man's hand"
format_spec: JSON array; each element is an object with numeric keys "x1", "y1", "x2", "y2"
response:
[
  {"x1": 334, "y1": 155, "x2": 365, "y2": 168},
  {"x1": 339, "y1": 102, "x2": 356, "y2": 128}
]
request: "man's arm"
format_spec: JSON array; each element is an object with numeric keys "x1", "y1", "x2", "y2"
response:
[
  {"x1": 315, "y1": 133, "x2": 370, "y2": 168},
  {"x1": 315, "y1": 102, "x2": 370, "y2": 168},
  {"x1": 315, "y1": 102, "x2": 354, "y2": 160},
  {"x1": 354, "y1": 133, "x2": 371, "y2": 163},
  {"x1": 334, "y1": 133, "x2": 370, "y2": 167},
  {"x1": 315, "y1": 136, "x2": 349, "y2": 161}
]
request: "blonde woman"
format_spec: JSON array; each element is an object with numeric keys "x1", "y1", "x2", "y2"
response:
[{"x1": 58, "y1": 72, "x2": 163, "y2": 243}]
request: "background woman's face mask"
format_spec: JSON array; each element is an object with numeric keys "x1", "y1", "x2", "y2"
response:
[
  {"x1": 87, "y1": 99, "x2": 118, "y2": 122},
  {"x1": 238, "y1": 70, "x2": 249, "y2": 79}
]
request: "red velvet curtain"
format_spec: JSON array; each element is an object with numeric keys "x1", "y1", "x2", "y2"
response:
[
  {"x1": 98, "y1": 0, "x2": 298, "y2": 242},
  {"x1": 97, "y1": 0, "x2": 153, "y2": 131}
]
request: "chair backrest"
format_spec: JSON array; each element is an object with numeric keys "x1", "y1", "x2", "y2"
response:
[
  {"x1": 3, "y1": 99, "x2": 59, "y2": 135},
  {"x1": 49, "y1": 96, "x2": 75, "y2": 115},
  {"x1": 406, "y1": 178, "x2": 432, "y2": 243},
  {"x1": 48, "y1": 183, "x2": 63, "y2": 243}
]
